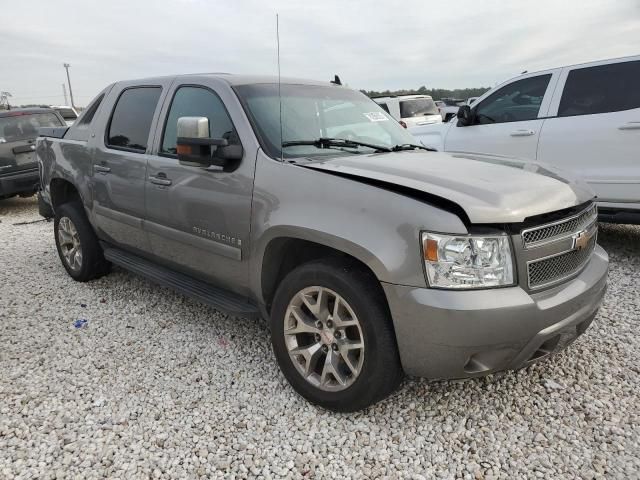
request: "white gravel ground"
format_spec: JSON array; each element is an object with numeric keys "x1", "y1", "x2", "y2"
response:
[{"x1": 1, "y1": 196, "x2": 639, "y2": 479}]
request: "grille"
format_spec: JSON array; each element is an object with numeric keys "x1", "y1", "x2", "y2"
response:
[
  {"x1": 522, "y1": 204, "x2": 597, "y2": 247},
  {"x1": 527, "y1": 235, "x2": 596, "y2": 289}
]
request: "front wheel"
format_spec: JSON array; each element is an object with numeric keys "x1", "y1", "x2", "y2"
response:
[{"x1": 270, "y1": 259, "x2": 403, "y2": 412}]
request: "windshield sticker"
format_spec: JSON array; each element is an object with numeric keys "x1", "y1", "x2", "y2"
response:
[{"x1": 363, "y1": 112, "x2": 389, "y2": 122}]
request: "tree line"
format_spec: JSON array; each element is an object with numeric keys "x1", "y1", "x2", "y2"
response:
[{"x1": 361, "y1": 86, "x2": 491, "y2": 100}]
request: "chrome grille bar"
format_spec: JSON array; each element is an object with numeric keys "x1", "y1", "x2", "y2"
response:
[
  {"x1": 522, "y1": 204, "x2": 597, "y2": 249},
  {"x1": 526, "y1": 226, "x2": 597, "y2": 290}
]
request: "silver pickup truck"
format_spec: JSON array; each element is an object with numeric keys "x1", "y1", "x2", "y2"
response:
[{"x1": 37, "y1": 74, "x2": 608, "y2": 411}]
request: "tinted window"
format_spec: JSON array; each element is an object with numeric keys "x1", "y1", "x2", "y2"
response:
[
  {"x1": 0, "y1": 112, "x2": 64, "y2": 143},
  {"x1": 558, "y1": 61, "x2": 640, "y2": 117},
  {"x1": 378, "y1": 102, "x2": 390, "y2": 114},
  {"x1": 107, "y1": 87, "x2": 161, "y2": 152},
  {"x1": 77, "y1": 94, "x2": 104, "y2": 127},
  {"x1": 161, "y1": 87, "x2": 238, "y2": 155},
  {"x1": 474, "y1": 74, "x2": 551, "y2": 124},
  {"x1": 400, "y1": 98, "x2": 439, "y2": 117}
]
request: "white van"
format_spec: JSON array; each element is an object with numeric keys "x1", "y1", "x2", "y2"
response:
[
  {"x1": 373, "y1": 95, "x2": 442, "y2": 128},
  {"x1": 410, "y1": 55, "x2": 640, "y2": 223}
]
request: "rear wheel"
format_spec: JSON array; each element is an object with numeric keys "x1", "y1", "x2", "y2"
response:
[
  {"x1": 270, "y1": 259, "x2": 403, "y2": 412},
  {"x1": 54, "y1": 201, "x2": 110, "y2": 282}
]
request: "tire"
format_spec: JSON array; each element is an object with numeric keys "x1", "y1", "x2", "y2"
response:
[
  {"x1": 270, "y1": 258, "x2": 403, "y2": 412},
  {"x1": 54, "y1": 201, "x2": 111, "y2": 282}
]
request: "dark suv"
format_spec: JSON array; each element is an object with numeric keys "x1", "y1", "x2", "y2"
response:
[{"x1": 0, "y1": 108, "x2": 66, "y2": 200}]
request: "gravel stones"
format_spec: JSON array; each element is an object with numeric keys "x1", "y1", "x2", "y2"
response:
[{"x1": 1, "y1": 197, "x2": 638, "y2": 478}]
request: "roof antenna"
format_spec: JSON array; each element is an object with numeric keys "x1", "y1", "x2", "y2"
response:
[
  {"x1": 276, "y1": 13, "x2": 284, "y2": 162},
  {"x1": 331, "y1": 75, "x2": 342, "y2": 86}
]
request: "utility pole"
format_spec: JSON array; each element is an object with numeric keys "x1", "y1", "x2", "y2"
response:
[
  {"x1": 62, "y1": 83, "x2": 68, "y2": 105},
  {"x1": 63, "y1": 63, "x2": 75, "y2": 108}
]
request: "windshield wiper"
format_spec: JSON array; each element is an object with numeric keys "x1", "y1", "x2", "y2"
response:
[
  {"x1": 391, "y1": 143, "x2": 437, "y2": 152},
  {"x1": 282, "y1": 137, "x2": 392, "y2": 153}
]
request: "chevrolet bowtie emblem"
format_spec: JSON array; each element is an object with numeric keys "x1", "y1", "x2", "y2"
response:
[{"x1": 573, "y1": 226, "x2": 595, "y2": 251}]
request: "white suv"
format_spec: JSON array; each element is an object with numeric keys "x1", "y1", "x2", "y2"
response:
[
  {"x1": 373, "y1": 95, "x2": 442, "y2": 128},
  {"x1": 410, "y1": 55, "x2": 640, "y2": 223}
]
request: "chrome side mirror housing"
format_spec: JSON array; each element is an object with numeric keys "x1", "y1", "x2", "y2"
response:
[
  {"x1": 177, "y1": 116, "x2": 210, "y2": 139},
  {"x1": 176, "y1": 116, "x2": 242, "y2": 168}
]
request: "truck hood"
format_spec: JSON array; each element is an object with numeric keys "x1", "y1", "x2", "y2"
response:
[{"x1": 302, "y1": 151, "x2": 594, "y2": 223}]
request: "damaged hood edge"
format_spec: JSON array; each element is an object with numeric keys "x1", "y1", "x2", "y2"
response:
[{"x1": 301, "y1": 151, "x2": 594, "y2": 224}]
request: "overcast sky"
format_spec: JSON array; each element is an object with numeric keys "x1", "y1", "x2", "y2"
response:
[{"x1": 2, "y1": 0, "x2": 639, "y2": 106}]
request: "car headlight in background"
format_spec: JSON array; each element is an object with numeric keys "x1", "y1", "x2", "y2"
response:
[{"x1": 422, "y1": 232, "x2": 514, "y2": 289}]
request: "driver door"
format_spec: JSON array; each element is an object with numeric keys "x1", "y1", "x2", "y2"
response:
[
  {"x1": 444, "y1": 70, "x2": 560, "y2": 160},
  {"x1": 144, "y1": 82, "x2": 254, "y2": 295}
]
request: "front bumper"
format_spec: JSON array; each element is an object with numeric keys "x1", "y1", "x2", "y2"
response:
[
  {"x1": 0, "y1": 166, "x2": 39, "y2": 198},
  {"x1": 383, "y1": 244, "x2": 609, "y2": 379}
]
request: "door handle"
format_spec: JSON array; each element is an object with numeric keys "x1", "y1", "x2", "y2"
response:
[
  {"x1": 149, "y1": 174, "x2": 172, "y2": 186},
  {"x1": 618, "y1": 122, "x2": 640, "y2": 130},
  {"x1": 510, "y1": 129, "x2": 535, "y2": 137},
  {"x1": 94, "y1": 164, "x2": 111, "y2": 173},
  {"x1": 12, "y1": 144, "x2": 36, "y2": 154}
]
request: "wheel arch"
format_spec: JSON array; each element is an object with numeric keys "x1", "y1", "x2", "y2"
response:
[
  {"x1": 257, "y1": 228, "x2": 389, "y2": 315},
  {"x1": 49, "y1": 177, "x2": 83, "y2": 210}
]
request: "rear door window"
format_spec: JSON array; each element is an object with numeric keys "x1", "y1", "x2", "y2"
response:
[
  {"x1": 558, "y1": 60, "x2": 640, "y2": 117},
  {"x1": 474, "y1": 74, "x2": 551, "y2": 124},
  {"x1": 400, "y1": 98, "x2": 439, "y2": 117},
  {"x1": 0, "y1": 112, "x2": 64, "y2": 143},
  {"x1": 107, "y1": 87, "x2": 162, "y2": 152}
]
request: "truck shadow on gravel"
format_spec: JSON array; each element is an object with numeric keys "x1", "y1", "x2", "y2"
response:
[
  {"x1": 597, "y1": 222, "x2": 640, "y2": 259},
  {"x1": 0, "y1": 196, "x2": 39, "y2": 217}
]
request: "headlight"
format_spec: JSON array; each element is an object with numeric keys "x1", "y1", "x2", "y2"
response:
[{"x1": 421, "y1": 232, "x2": 514, "y2": 289}]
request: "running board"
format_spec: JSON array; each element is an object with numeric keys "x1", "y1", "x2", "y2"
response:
[{"x1": 103, "y1": 247, "x2": 260, "y2": 319}]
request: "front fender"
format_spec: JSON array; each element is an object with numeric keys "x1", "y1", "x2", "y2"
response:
[
  {"x1": 253, "y1": 224, "x2": 389, "y2": 287},
  {"x1": 248, "y1": 152, "x2": 467, "y2": 302}
]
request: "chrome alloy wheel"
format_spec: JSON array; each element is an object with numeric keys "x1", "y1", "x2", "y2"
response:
[
  {"x1": 284, "y1": 286, "x2": 365, "y2": 391},
  {"x1": 58, "y1": 216, "x2": 83, "y2": 271}
]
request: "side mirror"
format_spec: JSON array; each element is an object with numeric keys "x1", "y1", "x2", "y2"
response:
[
  {"x1": 176, "y1": 116, "x2": 243, "y2": 168},
  {"x1": 456, "y1": 105, "x2": 473, "y2": 127}
]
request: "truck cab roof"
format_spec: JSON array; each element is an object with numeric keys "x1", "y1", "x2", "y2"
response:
[{"x1": 111, "y1": 73, "x2": 335, "y2": 88}]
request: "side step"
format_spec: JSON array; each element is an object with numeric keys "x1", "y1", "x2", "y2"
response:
[{"x1": 103, "y1": 247, "x2": 260, "y2": 319}]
